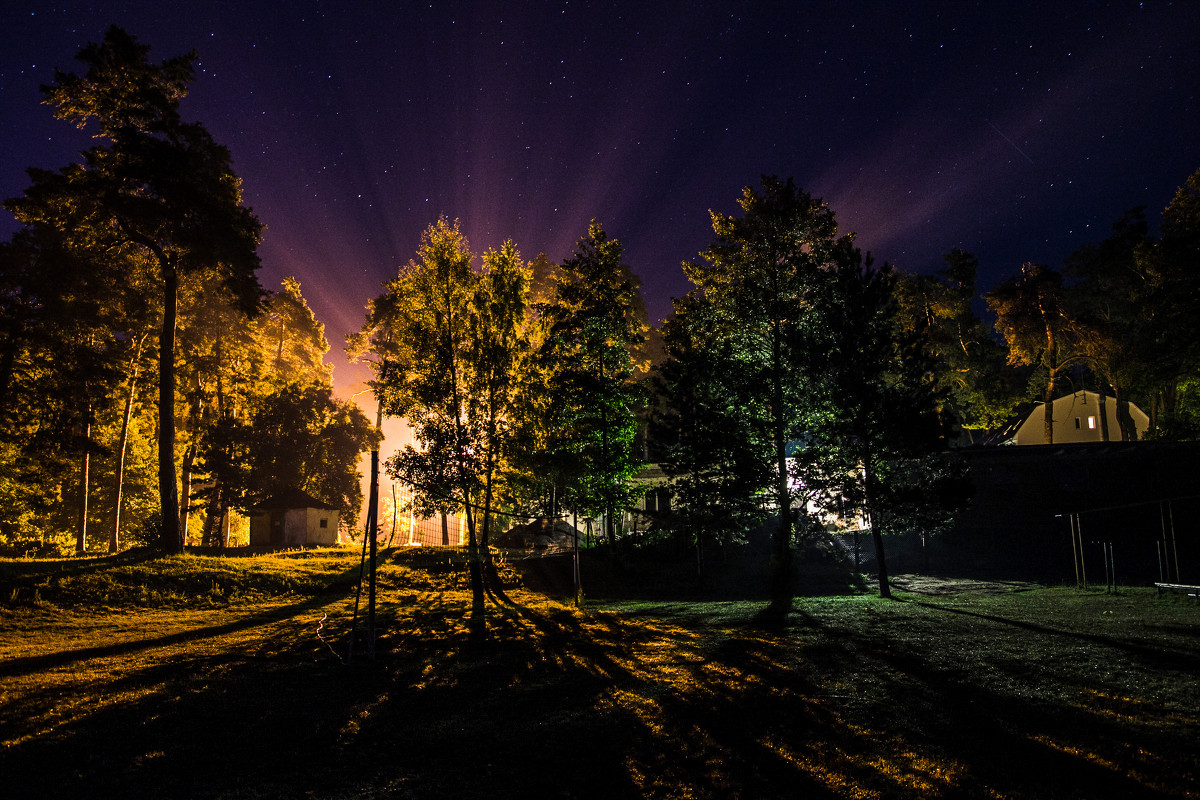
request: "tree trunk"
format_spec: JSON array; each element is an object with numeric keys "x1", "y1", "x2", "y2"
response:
[
  {"x1": 573, "y1": 506, "x2": 582, "y2": 606},
  {"x1": 480, "y1": 389, "x2": 498, "y2": 553},
  {"x1": 599, "y1": 348, "x2": 617, "y2": 550},
  {"x1": 110, "y1": 340, "x2": 143, "y2": 554},
  {"x1": 158, "y1": 262, "x2": 182, "y2": 553},
  {"x1": 869, "y1": 514, "x2": 891, "y2": 599},
  {"x1": 367, "y1": 446, "x2": 379, "y2": 660},
  {"x1": 76, "y1": 411, "x2": 91, "y2": 556},
  {"x1": 769, "y1": 321, "x2": 793, "y2": 602},
  {"x1": 202, "y1": 481, "x2": 225, "y2": 548},
  {"x1": 176, "y1": 377, "x2": 203, "y2": 548},
  {"x1": 1116, "y1": 393, "x2": 1137, "y2": 441},
  {"x1": 178, "y1": 442, "x2": 195, "y2": 547},
  {"x1": 442, "y1": 295, "x2": 485, "y2": 627},
  {"x1": 1042, "y1": 378, "x2": 1055, "y2": 444},
  {"x1": 1041, "y1": 305, "x2": 1058, "y2": 445},
  {"x1": 460, "y1": 484, "x2": 484, "y2": 602},
  {"x1": 108, "y1": 383, "x2": 134, "y2": 554},
  {"x1": 864, "y1": 460, "x2": 891, "y2": 598},
  {"x1": 1097, "y1": 392, "x2": 1111, "y2": 441}
]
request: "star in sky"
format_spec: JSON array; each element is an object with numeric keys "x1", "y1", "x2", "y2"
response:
[{"x1": 1, "y1": 1, "x2": 1198, "y2": 403}]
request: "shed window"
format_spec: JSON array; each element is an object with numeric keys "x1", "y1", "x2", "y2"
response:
[
  {"x1": 1088, "y1": 416, "x2": 1096, "y2": 429},
  {"x1": 319, "y1": 518, "x2": 328, "y2": 528},
  {"x1": 1074, "y1": 418, "x2": 1081, "y2": 429}
]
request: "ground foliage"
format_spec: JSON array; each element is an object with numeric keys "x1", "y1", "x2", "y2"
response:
[{"x1": 1, "y1": 549, "x2": 1196, "y2": 799}]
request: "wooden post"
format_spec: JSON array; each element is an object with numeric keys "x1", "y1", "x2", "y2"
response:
[
  {"x1": 1168, "y1": 501, "x2": 1181, "y2": 583},
  {"x1": 1075, "y1": 515, "x2": 1084, "y2": 585},
  {"x1": 408, "y1": 489, "x2": 416, "y2": 545},
  {"x1": 367, "y1": 447, "x2": 379, "y2": 661}
]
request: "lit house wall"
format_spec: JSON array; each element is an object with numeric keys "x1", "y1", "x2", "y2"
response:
[
  {"x1": 248, "y1": 490, "x2": 340, "y2": 548},
  {"x1": 1012, "y1": 390, "x2": 1149, "y2": 445}
]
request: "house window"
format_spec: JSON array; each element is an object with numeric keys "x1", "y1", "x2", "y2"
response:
[
  {"x1": 1088, "y1": 416, "x2": 1096, "y2": 429},
  {"x1": 319, "y1": 518, "x2": 328, "y2": 528}
]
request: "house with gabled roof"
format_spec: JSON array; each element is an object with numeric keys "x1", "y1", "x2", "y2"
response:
[{"x1": 1010, "y1": 390, "x2": 1149, "y2": 445}]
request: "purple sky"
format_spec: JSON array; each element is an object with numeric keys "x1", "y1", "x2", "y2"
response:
[{"x1": 3, "y1": 1, "x2": 1199, "y2": 404}]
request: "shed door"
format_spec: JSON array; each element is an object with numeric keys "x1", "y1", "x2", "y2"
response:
[{"x1": 270, "y1": 511, "x2": 284, "y2": 546}]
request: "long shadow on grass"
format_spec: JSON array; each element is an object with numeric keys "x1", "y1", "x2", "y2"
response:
[
  {"x1": 0, "y1": 589, "x2": 351, "y2": 679},
  {"x1": 787, "y1": 601, "x2": 1198, "y2": 799},
  {"x1": 351, "y1": 592, "x2": 847, "y2": 798},
  {"x1": 363, "y1": 591, "x2": 1198, "y2": 798},
  {"x1": 6, "y1": 581, "x2": 1198, "y2": 799}
]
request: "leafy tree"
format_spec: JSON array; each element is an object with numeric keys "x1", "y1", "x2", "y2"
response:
[
  {"x1": 0, "y1": 228, "x2": 132, "y2": 554},
  {"x1": 183, "y1": 276, "x2": 332, "y2": 546},
  {"x1": 805, "y1": 252, "x2": 955, "y2": 598},
  {"x1": 985, "y1": 263, "x2": 1091, "y2": 444},
  {"x1": 206, "y1": 382, "x2": 378, "y2": 527},
  {"x1": 538, "y1": 221, "x2": 647, "y2": 547},
  {"x1": 5, "y1": 27, "x2": 264, "y2": 553},
  {"x1": 1064, "y1": 208, "x2": 1154, "y2": 440},
  {"x1": 1135, "y1": 168, "x2": 1200, "y2": 436},
  {"x1": 359, "y1": 219, "x2": 488, "y2": 611},
  {"x1": 653, "y1": 293, "x2": 771, "y2": 578},
  {"x1": 894, "y1": 249, "x2": 1024, "y2": 440},
  {"x1": 469, "y1": 241, "x2": 532, "y2": 548},
  {"x1": 259, "y1": 276, "x2": 335, "y2": 388},
  {"x1": 0, "y1": 235, "x2": 84, "y2": 551},
  {"x1": 683, "y1": 176, "x2": 853, "y2": 601}
]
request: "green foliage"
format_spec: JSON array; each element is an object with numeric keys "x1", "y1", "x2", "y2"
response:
[
  {"x1": 985, "y1": 262, "x2": 1095, "y2": 444},
  {"x1": 1133, "y1": 168, "x2": 1200, "y2": 436},
  {"x1": 667, "y1": 177, "x2": 958, "y2": 597},
  {"x1": 470, "y1": 240, "x2": 532, "y2": 541},
  {"x1": 681, "y1": 176, "x2": 858, "y2": 593},
  {"x1": 535, "y1": 221, "x2": 647, "y2": 541},
  {"x1": 4, "y1": 26, "x2": 264, "y2": 553},
  {"x1": 893, "y1": 250, "x2": 1025, "y2": 437},
  {"x1": 652, "y1": 293, "x2": 771, "y2": 556},
  {"x1": 203, "y1": 382, "x2": 379, "y2": 529},
  {"x1": 369, "y1": 218, "x2": 484, "y2": 519}
]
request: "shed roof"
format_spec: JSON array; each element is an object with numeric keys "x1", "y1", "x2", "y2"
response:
[{"x1": 252, "y1": 488, "x2": 339, "y2": 512}]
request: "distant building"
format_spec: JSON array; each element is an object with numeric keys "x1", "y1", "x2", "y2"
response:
[
  {"x1": 1010, "y1": 390, "x2": 1149, "y2": 445},
  {"x1": 249, "y1": 489, "x2": 340, "y2": 548}
]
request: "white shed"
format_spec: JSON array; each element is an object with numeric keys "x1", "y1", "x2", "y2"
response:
[{"x1": 249, "y1": 489, "x2": 340, "y2": 548}]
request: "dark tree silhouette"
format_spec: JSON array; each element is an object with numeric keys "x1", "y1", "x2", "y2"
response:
[{"x1": 6, "y1": 27, "x2": 263, "y2": 553}]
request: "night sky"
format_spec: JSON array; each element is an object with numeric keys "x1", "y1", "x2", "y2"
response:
[{"x1": 3, "y1": 1, "x2": 1199, "y2": 401}]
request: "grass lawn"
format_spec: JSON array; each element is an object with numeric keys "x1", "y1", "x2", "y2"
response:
[{"x1": 1, "y1": 548, "x2": 1197, "y2": 799}]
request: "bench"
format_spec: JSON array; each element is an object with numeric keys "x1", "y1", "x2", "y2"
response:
[{"x1": 1155, "y1": 582, "x2": 1200, "y2": 600}]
